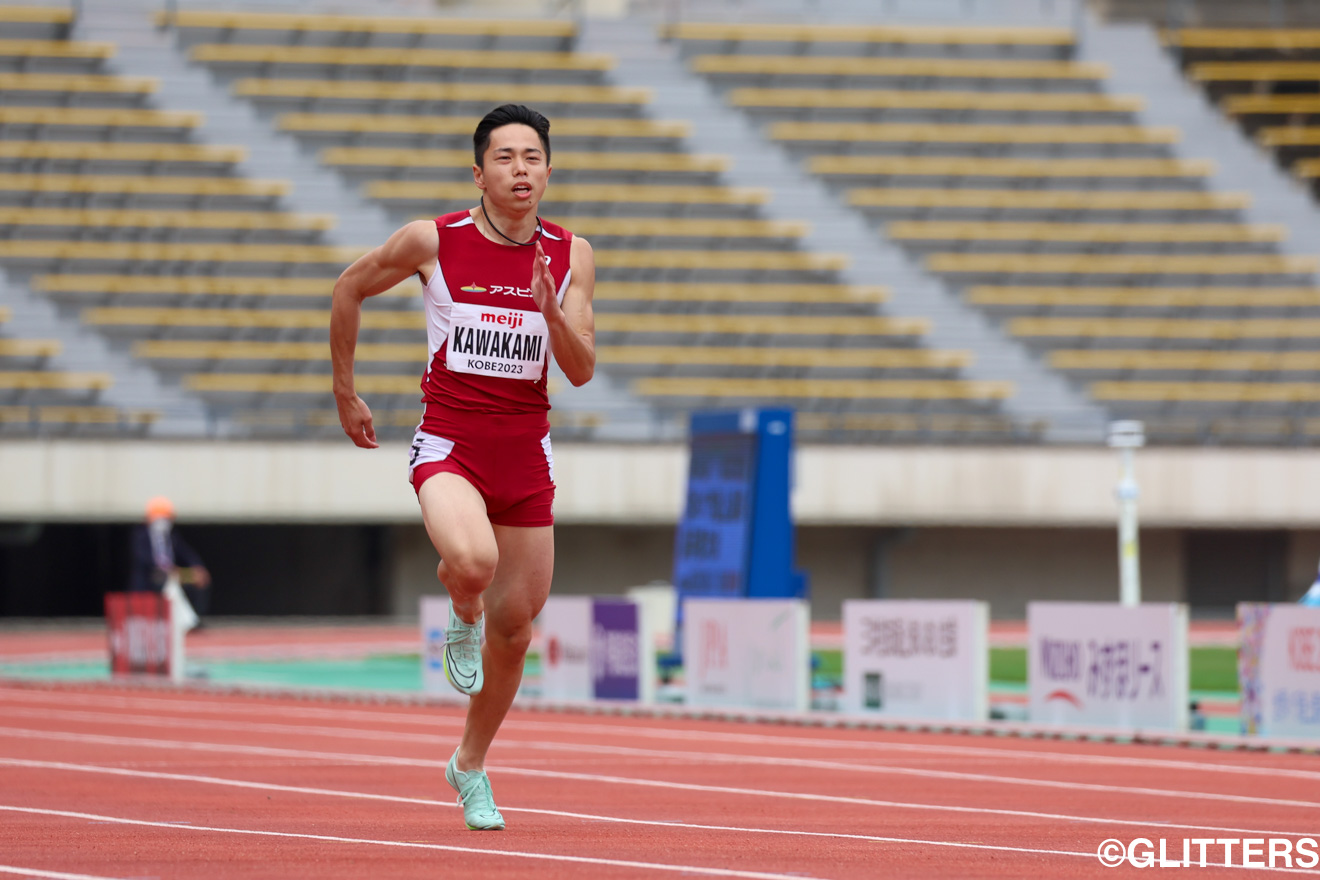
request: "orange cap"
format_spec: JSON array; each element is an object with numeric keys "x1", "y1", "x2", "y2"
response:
[{"x1": 144, "y1": 496, "x2": 175, "y2": 521}]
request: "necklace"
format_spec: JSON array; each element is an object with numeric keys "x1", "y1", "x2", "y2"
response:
[{"x1": 479, "y1": 195, "x2": 543, "y2": 247}]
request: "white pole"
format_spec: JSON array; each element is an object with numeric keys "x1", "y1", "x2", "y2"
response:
[
  {"x1": 162, "y1": 572, "x2": 197, "y2": 683},
  {"x1": 1108, "y1": 421, "x2": 1145, "y2": 607}
]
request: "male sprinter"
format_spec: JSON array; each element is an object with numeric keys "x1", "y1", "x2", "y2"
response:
[{"x1": 330, "y1": 104, "x2": 595, "y2": 830}]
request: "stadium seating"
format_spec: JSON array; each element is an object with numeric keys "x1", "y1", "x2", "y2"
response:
[
  {"x1": 672, "y1": 18, "x2": 1320, "y2": 441},
  {"x1": 0, "y1": 18, "x2": 364, "y2": 437},
  {"x1": 150, "y1": 9, "x2": 1016, "y2": 439},
  {"x1": 1169, "y1": 29, "x2": 1320, "y2": 190}
]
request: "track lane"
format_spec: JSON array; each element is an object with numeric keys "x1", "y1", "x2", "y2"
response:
[{"x1": 5, "y1": 684, "x2": 1320, "y2": 878}]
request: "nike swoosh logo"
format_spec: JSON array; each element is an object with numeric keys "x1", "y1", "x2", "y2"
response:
[{"x1": 445, "y1": 645, "x2": 478, "y2": 687}]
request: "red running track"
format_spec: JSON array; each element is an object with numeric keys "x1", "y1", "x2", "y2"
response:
[{"x1": 1, "y1": 682, "x2": 1319, "y2": 879}]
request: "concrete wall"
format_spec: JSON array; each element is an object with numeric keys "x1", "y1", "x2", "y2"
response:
[{"x1": 10, "y1": 441, "x2": 1320, "y2": 528}]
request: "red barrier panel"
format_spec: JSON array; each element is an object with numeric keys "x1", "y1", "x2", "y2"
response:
[{"x1": 105, "y1": 592, "x2": 172, "y2": 677}]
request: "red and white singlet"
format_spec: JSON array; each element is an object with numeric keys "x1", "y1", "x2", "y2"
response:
[
  {"x1": 407, "y1": 210, "x2": 574, "y2": 527},
  {"x1": 419, "y1": 211, "x2": 572, "y2": 420}
]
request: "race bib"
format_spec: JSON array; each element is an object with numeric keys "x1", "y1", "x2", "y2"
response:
[{"x1": 447, "y1": 303, "x2": 548, "y2": 380}]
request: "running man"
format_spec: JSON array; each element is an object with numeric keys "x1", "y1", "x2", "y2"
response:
[{"x1": 330, "y1": 104, "x2": 595, "y2": 830}]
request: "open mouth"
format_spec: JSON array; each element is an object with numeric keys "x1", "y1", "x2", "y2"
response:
[{"x1": 512, "y1": 183, "x2": 533, "y2": 196}]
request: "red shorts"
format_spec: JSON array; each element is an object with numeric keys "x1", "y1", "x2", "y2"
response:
[{"x1": 408, "y1": 407, "x2": 555, "y2": 528}]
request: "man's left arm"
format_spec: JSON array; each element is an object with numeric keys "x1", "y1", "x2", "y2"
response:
[
  {"x1": 172, "y1": 533, "x2": 211, "y2": 590},
  {"x1": 533, "y1": 237, "x2": 595, "y2": 387}
]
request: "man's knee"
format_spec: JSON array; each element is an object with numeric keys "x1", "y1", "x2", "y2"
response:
[
  {"x1": 486, "y1": 617, "x2": 533, "y2": 658},
  {"x1": 438, "y1": 549, "x2": 498, "y2": 594}
]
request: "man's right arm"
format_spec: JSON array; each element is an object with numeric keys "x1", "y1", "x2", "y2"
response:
[{"x1": 330, "y1": 220, "x2": 439, "y2": 449}]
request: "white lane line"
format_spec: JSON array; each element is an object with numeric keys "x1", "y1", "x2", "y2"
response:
[
  {"x1": 0, "y1": 687, "x2": 1306, "y2": 783},
  {"x1": 0, "y1": 803, "x2": 999, "y2": 880},
  {"x1": 1, "y1": 733, "x2": 1317, "y2": 840},
  {"x1": 3, "y1": 802, "x2": 1317, "y2": 876},
  {"x1": 0, "y1": 867, "x2": 127, "y2": 880},
  {"x1": 2, "y1": 708, "x2": 1315, "y2": 811},
  {"x1": 3, "y1": 756, "x2": 1317, "y2": 843}
]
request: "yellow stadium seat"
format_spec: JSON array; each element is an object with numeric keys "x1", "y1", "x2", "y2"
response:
[
  {"x1": 0, "y1": 207, "x2": 334, "y2": 232},
  {"x1": 729, "y1": 87, "x2": 1141, "y2": 113},
  {"x1": 811, "y1": 156, "x2": 1212, "y2": 177},
  {"x1": 0, "y1": 173, "x2": 288, "y2": 196},
  {"x1": 1223, "y1": 95, "x2": 1320, "y2": 115},
  {"x1": 772, "y1": 122, "x2": 1176, "y2": 144},
  {"x1": 1258, "y1": 127, "x2": 1320, "y2": 147},
  {"x1": 183, "y1": 372, "x2": 417, "y2": 394},
  {"x1": 321, "y1": 147, "x2": 727, "y2": 173},
  {"x1": 1189, "y1": 62, "x2": 1320, "y2": 82},
  {"x1": 0, "y1": 39, "x2": 113, "y2": 59},
  {"x1": 592, "y1": 250, "x2": 847, "y2": 272},
  {"x1": 594, "y1": 314, "x2": 927, "y2": 335},
  {"x1": 0, "y1": 338, "x2": 60, "y2": 357},
  {"x1": 550, "y1": 218, "x2": 807, "y2": 239},
  {"x1": 967, "y1": 286, "x2": 1320, "y2": 307},
  {"x1": 82, "y1": 307, "x2": 421, "y2": 330},
  {"x1": 796, "y1": 411, "x2": 1028, "y2": 436},
  {"x1": 888, "y1": 221, "x2": 1284, "y2": 243},
  {"x1": 136, "y1": 340, "x2": 418, "y2": 361},
  {"x1": 191, "y1": 44, "x2": 612, "y2": 72},
  {"x1": 0, "y1": 72, "x2": 156, "y2": 94},
  {"x1": 235, "y1": 78, "x2": 648, "y2": 106},
  {"x1": 666, "y1": 22, "x2": 1073, "y2": 45},
  {"x1": 1091, "y1": 381, "x2": 1320, "y2": 402},
  {"x1": 927, "y1": 254, "x2": 1317, "y2": 274},
  {"x1": 0, "y1": 370, "x2": 111, "y2": 390},
  {"x1": 1168, "y1": 28, "x2": 1320, "y2": 50},
  {"x1": 1008, "y1": 316, "x2": 1320, "y2": 338},
  {"x1": 1049, "y1": 349, "x2": 1320, "y2": 371},
  {"x1": 0, "y1": 241, "x2": 363, "y2": 264},
  {"x1": 33, "y1": 274, "x2": 418, "y2": 298},
  {"x1": 598, "y1": 344, "x2": 970, "y2": 368},
  {"x1": 0, "y1": 140, "x2": 245, "y2": 163},
  {"x1": 0, "y1": 7, "x2": 73, "y2": 25},
  {"x1": 366, "y1": 181, "x2": 767, "y2": 205},
  {"x1": 594, "y1": 282, "x2": 884, "y2": 303},
  {"x1": 278, "y1": 113, "x2": 690, "y2": 140},
  {"x1": 691, "y1": 55, "x2": 1104, "y2": 79},
  {"x1": 0, "y1": 107, "x2": 200, "y2": 128},
  {"x1": 632, "y1": 376, "x2": 1013, "y2": 400},
  {"x1": 848, "y1": 188, "x2": 1248, "y2": 210},
  {"x1": 35, "y1": 405, "x2": 157, "y2": 425},
  {"x1": 157, "y1": 10, "x2": 575, "y2": 38}
]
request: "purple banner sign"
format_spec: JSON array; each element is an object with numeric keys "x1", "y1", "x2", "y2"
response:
[{"x1": 592, "y1": 599, "x2": 641, "y2": 701}]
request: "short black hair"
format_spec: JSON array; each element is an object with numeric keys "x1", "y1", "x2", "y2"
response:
[{"x1": 473, "y1": 104, "x2": 551, "y2": 167}]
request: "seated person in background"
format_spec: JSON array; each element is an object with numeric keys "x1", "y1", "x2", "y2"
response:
[{"x1": 128, "y1": 496, "x2": 212, "y2": 622}]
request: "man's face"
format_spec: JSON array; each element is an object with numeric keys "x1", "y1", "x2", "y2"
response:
[{"x1": 473, "y1": 123, "x2": 551, "y2": 212}]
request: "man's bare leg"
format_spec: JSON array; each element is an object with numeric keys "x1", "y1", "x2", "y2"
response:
[
  {"x1": 418, "y1": 473, "x2": 497, "y2": 626},
  {"x1": 455, "y1": 523, "x2": 554, "y2": 772}
]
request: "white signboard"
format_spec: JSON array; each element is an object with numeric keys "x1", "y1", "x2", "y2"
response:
[
  {"x1": 1239, "y1": 603, "x2": 1320, "y2": 737},
  {"x1": 537, "y1": 596, "x2": 655, "y2": 703},
  {"x1": 842, "y1": 600, "x2": 988, "y2": 720},
  {"x1": 538, "y1": 596, "x2": 593, "y2": 701},
  {"x1": 1028, "y1": 602, "x2": 1188, "y2": 731},
  {"x1": 683, "y1": 598, "x2": 809, "y2": 712},
  {"x1": 420, "y1": 596, "x2": 466, "y2": 703}
]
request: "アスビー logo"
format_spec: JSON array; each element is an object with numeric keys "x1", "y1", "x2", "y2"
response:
[{"x1": 460, "y1": 284, "x2": 486, "y2": 293}]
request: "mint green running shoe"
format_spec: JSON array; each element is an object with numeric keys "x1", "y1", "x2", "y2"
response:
[
  {"x1": 446, "y1": 749, "x2": 505, "y2": 831},
  {"x1": 443, "y1": 602, "x2": 483, "y2": 696}
]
